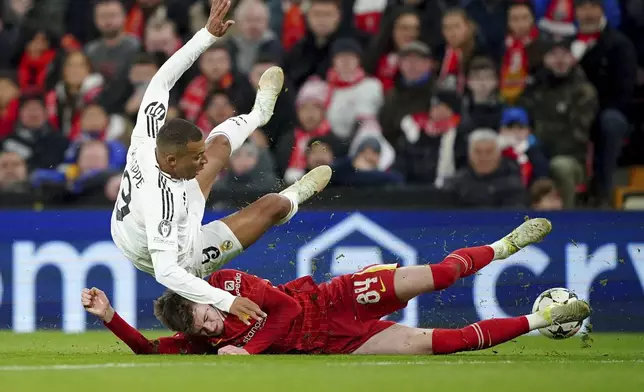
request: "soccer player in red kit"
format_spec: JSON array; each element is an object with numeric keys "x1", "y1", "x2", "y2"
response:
[{"x1": 83, "y1": 218, "x2": 590, "y2": 355}]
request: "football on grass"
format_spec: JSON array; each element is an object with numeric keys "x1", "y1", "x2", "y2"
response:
[{"x1": 532, "y1": 288, "x2": 583, "y2": 339}]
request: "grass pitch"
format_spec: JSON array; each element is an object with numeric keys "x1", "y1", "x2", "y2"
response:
[{"x1": 0, "y1": 332, "x2": 642, "y2": 392}]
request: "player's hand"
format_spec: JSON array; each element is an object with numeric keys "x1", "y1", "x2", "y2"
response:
[
  {"x1": 229, "y1": 297, "x2": 267, "y2": 325},
  {"x1": 206, "y1": 0, "x2": 234, "y2": 37},
  {"x1": 217, "y1": 345, "x2": 249, "y2": 355},
  {"x1": 81, "y1": 287, "x2": 115, "y2": 323}
]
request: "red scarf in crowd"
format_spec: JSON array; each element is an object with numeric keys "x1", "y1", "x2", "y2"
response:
[
  {"x1": 0, "y1": 98, "x2": 19, "y2": 139},
  {"x1": 326, "y1": 67, "x2": 367, "y2": 89},
  {"x1": 17, "y1": 49, "x2": 56, "y2": 91},
  {"x1": 503, "y1": 146, "x2": 533, "y2": 186},
  {"x1": 180, "y1": 73, "x2": 234, "y2": 125},
  {"x1": 572, "y1": 28, "x2": 602, "y2": 59},
  {"x1": 287, "y1": 120, "x2": 332, "y2": 171},
  {"x1": 438, "y1": 47, "x2": 465, "y2": 93},
  {"x1": 500, "y1": 26, "x2": 539, "y2": 104},
  {"x1": 45, "y1": 82, "x2": 103, "y2": 140},
  {"x1": 281, "y1": 4, "x2": 306, "y2": 51},
  {"x1": 410, "y1": 112, "x2": 461, "y2": 137},
  {"x1": 375, "y1": 53, "x2": 399, "y2": 93},
  {"x1": 125, "y1": 5, "x2": 146, "y2": 39}
]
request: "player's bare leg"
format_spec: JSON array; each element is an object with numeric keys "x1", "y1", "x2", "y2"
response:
[
  {"x1": 353, "y1": 298, "x2": 590, "y2": 355},
  {"x1": 220, "y1": 165, "x2": 332, "y2": 247},
  {"x1": 197, "y1": 66, "x2": 285, "y2": 198}
]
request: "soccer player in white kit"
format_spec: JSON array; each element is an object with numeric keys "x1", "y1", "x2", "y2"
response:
[{"x1": 110, "y1": 0, "x2": 331, "y2": 324}]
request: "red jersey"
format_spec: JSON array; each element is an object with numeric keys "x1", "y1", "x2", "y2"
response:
[{"x1": 105, "y1": 266, "x2": 407, "y2": 355}]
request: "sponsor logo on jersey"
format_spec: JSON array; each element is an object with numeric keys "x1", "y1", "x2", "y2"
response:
[
  {"x1": 234, "y1": 272, "x2": 242, "y2": 296},
  {"x1": 158, "y1": 220, "x2": 172, "y2": 238},
  {"x1": 221, "y1": 240, "x2": 234, "y2": 251},
  {"x1": 224, "y1": 281, "x2": 234, "y2": 291},
  {"x1": 241, "y1": 317, "x2": 266, "y2": 345}
]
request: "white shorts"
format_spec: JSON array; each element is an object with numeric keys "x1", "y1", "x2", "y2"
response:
[{"x1": 198, "y1": 220, "x2": 244, "y2": 276}]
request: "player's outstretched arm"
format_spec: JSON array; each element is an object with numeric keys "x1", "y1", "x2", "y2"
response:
[
  {"x1": 131, "y1": 0, "x2": 234, "y2": 146},
  {"x1": 82, "y1": 288, "x2": 213, "y2": 355}
]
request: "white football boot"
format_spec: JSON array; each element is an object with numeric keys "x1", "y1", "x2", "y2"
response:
[
  {"x1": 252, "y1": 66, "x2": 284, "y2": 126},
  {"x1": 538, "y1": 300, "x2": 591, "y2": 325},
  {"x1": 494, "y1": 218, "x2": 552, "y2": 259}
]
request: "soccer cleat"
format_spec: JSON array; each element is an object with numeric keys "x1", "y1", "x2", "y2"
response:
[
  {"x1": 496, "y1": 218, "x2": 552, "y2": 259},
  {"x1": 538, "y1": 300, "x2": 591, "y2": 326},
  {"x1": 280, "y1": 165, "x2": 332, "y2": 205},
  {"x1": 252, "y1": 66, "x2": 284, "y2": 126}
]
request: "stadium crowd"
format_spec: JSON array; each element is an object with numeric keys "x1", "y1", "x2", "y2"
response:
[{"x1": 0, "y1": 0, "x2": 642, "y2": 209}]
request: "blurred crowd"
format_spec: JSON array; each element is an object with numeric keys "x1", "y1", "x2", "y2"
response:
[{"x1": 0, "y1": 0, "x2": 642, "y2": 209}]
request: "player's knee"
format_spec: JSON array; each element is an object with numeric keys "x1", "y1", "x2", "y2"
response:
[{"x1": 257, "y1": 193, "x2": 292, "y2": 219}]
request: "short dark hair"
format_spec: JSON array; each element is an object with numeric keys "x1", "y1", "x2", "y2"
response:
[
  {"x1": 95, "y1": 0, "x2": 124, "y2": 9},
  {"x1": 153, "y1": 290, "x2": 195, "y2": 333},
  {"x1": 309, "y1": 0, "x2": 340, "y2": 8},
  {"x1": 530, "y1": 178, "x2": 558, "y2": 205},
  {"x1": 156, "y1": 118, "x2": 204, "y2": 153},
  {"x1": 133, "y1": 52, "x2": 159, "y2": 67},
  {"x1": 468, "y1": 56, "x2": 497, "y2": 74}
]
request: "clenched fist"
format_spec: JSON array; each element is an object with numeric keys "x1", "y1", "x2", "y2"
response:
[{"x1": 81, "y1": 287, "x2": 115, "y2": 323}]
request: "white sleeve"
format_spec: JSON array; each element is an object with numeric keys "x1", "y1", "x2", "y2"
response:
[
  {"x1": 151, "y1": 250, "x2": 236, "y2": 312},
  {"x1": 131, "y1": 28, "x2": 219, "y2": 148}
]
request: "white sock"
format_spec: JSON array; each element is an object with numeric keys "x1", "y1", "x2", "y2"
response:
[
  {"x1": 489, "y1": 240, "x2": 509, "y2": 261},
  {"x1": 276, "y1": 195, "x2": 298, "y2": 225},
  {"x1": 205, "y1": 112, "x2": 261, "y2": 153},
  {"x1": 525, "y1": 313, "x2": 549, "y2": 330}
]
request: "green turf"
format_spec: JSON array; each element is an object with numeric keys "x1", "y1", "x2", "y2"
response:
[{"x1": 0, "y1": 332, "x2": 642, "y2": 392}]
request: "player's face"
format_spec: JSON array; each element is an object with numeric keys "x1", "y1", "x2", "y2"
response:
[
  {"x1": 191, "y1": 304, "x2": 225, "y2": 336},
  {"x1": 172, "y1": 140, "x2": 207, "y2": 180}
]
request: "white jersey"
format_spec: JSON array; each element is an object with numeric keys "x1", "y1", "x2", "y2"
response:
[{"x1": 110, "y1": 28, "x2": 236, "y2": 311}]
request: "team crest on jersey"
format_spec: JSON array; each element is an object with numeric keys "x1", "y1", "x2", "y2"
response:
[
  {"x1": 221, "y1": 240, "x2": 234, "y2": 251},
  {"x1": 224, "y1": 281, "x2": 235, "y2": 291},
  {"x1": 158, "y1": 220, "x2": 172, "y2": 238}
]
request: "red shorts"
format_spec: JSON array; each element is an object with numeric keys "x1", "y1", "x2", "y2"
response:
[{"x1": 318, "y1": 264, "x2": 407, "y2": 354}]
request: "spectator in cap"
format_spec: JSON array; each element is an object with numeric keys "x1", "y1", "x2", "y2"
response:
[
  {"x1": 519, "y1": 36, "x2": 598, "y2": 208},
  {"x1": 501, "y1": 1, "x2": 543, "y2": 104},
  {"x1": 462, "y1": 56, "x2": 502, "y2": 131},
  {"x1": 363, "y1": 7, "x2": 421, "y2": 93},
  {"x1": 283, "y1": 0, "x2": 371, "y2": 90},
  {"x1": 331, "y1": 136, "x2": 404, "y2": 187},
  {"x1": 530, "y1": 178, "x2": 563, "y2": 210},
  {"x1": 326, "y1": 37, "x2": 384, "y2": 142},
  {"x1": 226, "y1": 0, "x2": 283, "y2": 75},
  {"x1": 379, "y1": 40, "x2": 435, "y2": 144},
  {"x1": 0, "y1": 72, "x2": 20, "y2": 139},
  {"x1": 1, "y1": 92, "x2": 68, "y2": 171},
  {"x1": 444, "y1": 128, "x2": 527, "y2": 208},
  {"x1": 277, "y1": 78, "x2": 336, "y2": 184},
  {"x1": 397, "y1": 89, "x2": 466, "y2": 187},
  {"x1": 247, "y1": 52, "x2": 296, "y2": 150},
  {"x1": 498, "y1": 107, "x2": 549, "y2": 187},
  {"x1": 574, "y1": 0, "x2": 637, "y2": 206}
]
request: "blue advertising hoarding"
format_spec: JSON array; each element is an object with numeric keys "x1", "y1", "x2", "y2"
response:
[{"x1": 0, "y1": 210, "x2": 643, "y2": 332}]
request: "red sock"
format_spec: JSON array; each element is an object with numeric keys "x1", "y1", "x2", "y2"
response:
[
  {"x1": 431, "y1": 317, "x2": 530, "y2": 354},
  {"x1": 429, "y1": 246, "x2": 494, "y2": 290}
]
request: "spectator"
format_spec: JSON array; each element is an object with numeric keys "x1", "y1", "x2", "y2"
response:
[
  {"x1": 326, "y1": 38, "x2": 384, "y2": 142},
  {"x1": 306, "y1": 135, "x2": 342, "y2": 172},
  {"x1": 445, "y1": 129, "x2": 526, "y2": 208},
  {"x1": 498, "y1": 107, "x2": 550, "y2": 186},
  {"x1": 284, "y1": 0, "x2": 368, "y2": 90},
  {"x1": 279, "y1": 0, "x2": 306, "y2": 52},
  {"x1": 1, "y1": 93, "x2": 68, "y2": 170},
  {"x1": 437, "y1": 8, "x2": 488, "y2": 93},
  {"x1": 574, "y1": 0, "x2": 637, "y2": 205},
  {"x1": 363, "y1": 7, "x2": 421, "y2": 93},
  {"x1": 124, "y1": 0, "x2": 167, "y2": 40},
  {"x1": 500, "y1": 1, "x2": 542, "y2": 104},
  {"x1": 0, "y1": 72, "x2": 20, "y2": 138},
  {"x1": 462, "y1": 56, "x2": 502, "y2": 131},
  {"x1": 76, "y1": 103, "x2": 127, "y2": 143},
  {"x1": 227, "y1": 0, "x2": 282, "y2": 75},
  {"x1": 180, "y1": 43, "x2": 254, "y2": 123},
  {"x1": 397, "y1": 89, "x2": 465, "y2": 187},
  {"x1": 520, "y1": 37, "x2": 598, "y2": 208},
  {"x1": 248, "y1": 53, "x2": 296, "y2": 149},
  {"x1": 536, "y1": 0, "x2": 577, "y2": 37},
  {"x1": 278, "y1": 78, "x2": 335, "y2": 182},
  {"x1": 332, "y1": 136, "x2": 404, "y2": 187},
  {"x1": 379, "y1": 41, "x2": 435, "y2": 144},
  {"x1": 0, "y1": 150, "x2": 29, "y2": 192},
  {"x1": 462, "y1": 0, "x2": 509, "y2": 61},
  {"x1": 144, "y1": 19, "x2": 182, "y2": 58},
  {"x1": 86, "y1": 0, "x2": 141, "y2": 113},
  {"x1": 381, "y1": 0, "x2": 453, "y2": 51},
  {"x1": 124, "y1": 53, "x2": 160, "y2": 123},
  {"x1": 68, "y1": 140, "x2": 121, "y2": 202},
  {"x1": 530, "y1": 178, "x2": 563, "y2": 210},
  {"x1": 197, "y1": 90, "x2": 236, "y2": 135},
  {"x1": 214, "y1": 141, "x2": 278, "y2": 192},
  {"x1": 45, "y1": 51, "x2": 104, "y2": 140},
  {"x1": 15, "y1": 27, "x2": 56, "y2": 91}
]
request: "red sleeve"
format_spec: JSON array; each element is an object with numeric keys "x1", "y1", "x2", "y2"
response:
[
  {"x1": 209, "y1": 270, "x2": 303, "y2": 354},
  {"x1": 104, "y1": 312, "x2": 215, "y2": 355}
]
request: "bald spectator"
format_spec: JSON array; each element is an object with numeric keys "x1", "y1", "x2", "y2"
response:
[{"x1": 226, "y1": 0, "x2": 282, "y2": 74}]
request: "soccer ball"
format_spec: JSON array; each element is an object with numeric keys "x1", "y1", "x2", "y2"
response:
[{"x1": 532, "y1": 288, "x2": 583, "y2": 339}]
